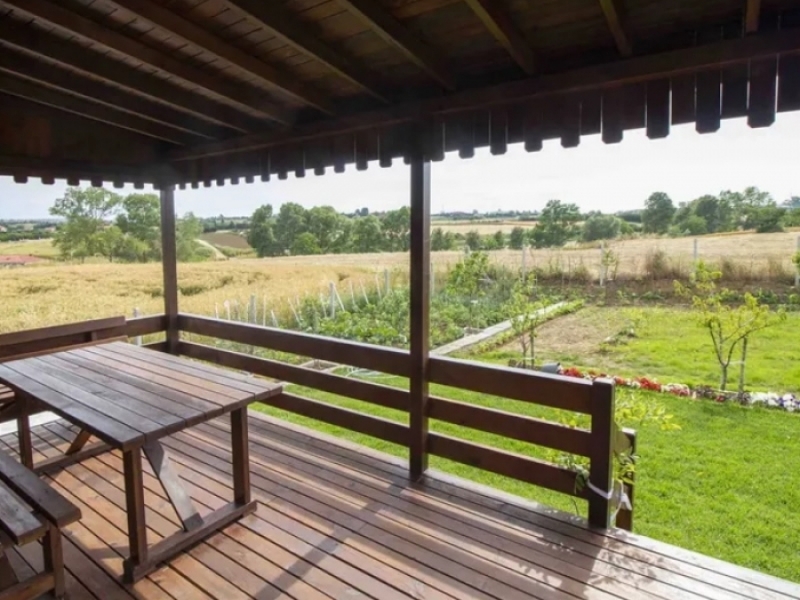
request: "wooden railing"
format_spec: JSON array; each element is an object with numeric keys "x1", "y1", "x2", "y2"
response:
[{"x1": 178, "y1": 313, "x2": 634, "y2": 530}]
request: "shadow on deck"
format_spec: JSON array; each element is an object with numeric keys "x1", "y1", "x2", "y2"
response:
[{"x1": 2, "y1": 412, "x2": 798, "y2": 600}]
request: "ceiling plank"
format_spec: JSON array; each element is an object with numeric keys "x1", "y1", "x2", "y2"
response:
[
  {"x1": 335, "y1": 0, "x2": 455, "y2": 90},
  {"x1": 104, "y1": 0, "x2": 334, "y2": 113},
  {"x1": 226, "y1": 0, "x2": 387, "y2": 102},
  {"x1": 0, "y1": 73, "x2": 194, "y2": 145},
  {"x1": 598, "y1": 0, "x2": 632, "y2": 56},
  {"x1": 0, "y1": 0, "x2": 292, "y2": 124},
  {"x1": 0, "y1": 21, "x2": 260, "y2": 134},
  {"x1": 169, "y1": 29, "x2": 800, "y2": 161},
  {"x1": 745, "y1": 0, "x2": 761, "y2": 33},
  {"x1": 0, "y1": 49, "x2": 223, "y2": 140},
  {"x1": 463, "y1": 0, "x2": 537, "y2": 75}
]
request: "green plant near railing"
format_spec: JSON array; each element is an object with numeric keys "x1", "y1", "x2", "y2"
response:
[{"x1": 546, "y1": 388, "x2": 680, "y2": 516}]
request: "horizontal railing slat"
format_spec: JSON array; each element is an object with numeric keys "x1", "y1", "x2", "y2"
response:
[
  {"x1": 429, "y1": 356, "x2": 593, "y2": 414},
  {"x1": 0, "y1": 316, "x2": 125, "y2": 348},
  {"x1": 179, "y1": 342, "x2": 409, "y2": 412},
  {"x1": 0, "y1": 316, "x2": 127, "y2": 361},
  {"x1": 428, "y1": 396, "x2": 592, "y2": 457},
  {"x1": 262, "y1": 392, "x2": 408, "y2": 446},
  {"x1": 427, "y1": 433, "x2": 583, "y2": 498},
  {"x1": 125, "y1": 315, "x2": 166, "y2": 337},
  {"x1": 179, "y1": 314, "x2": 411, "y2": 377}
]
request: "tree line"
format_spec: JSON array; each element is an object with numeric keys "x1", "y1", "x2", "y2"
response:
[{"x1": 49, "y1": 188, "x2": 210, "y2": 263}]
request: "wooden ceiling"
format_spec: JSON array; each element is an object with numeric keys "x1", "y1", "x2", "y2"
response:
[{"x1": 0, "y1": 0, "x2": 799, "y2": 187}]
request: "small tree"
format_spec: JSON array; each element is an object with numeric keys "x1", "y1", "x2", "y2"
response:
[
  {"x1": 676, "y1": 263, "x2": 785, "y2": 391},
  {"x1": 509, "y1": 226, "x2": 526, "y2": 249},
  {"x1": 507, "y1": 277, "x2": 548, "y2": 367}
]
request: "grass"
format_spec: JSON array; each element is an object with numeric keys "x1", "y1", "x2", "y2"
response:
[
  {"x1": 253, "y1": 378, "x2": 800, "y2": 583},
  {"x1": 480, "y1": 306, "x2": 800, "y2": 393},
  {"x1": 199, "y1": 231, "x2": 251, "y2": 250},
  {"x1": 0, "y1": 239, "x2": 59, "y2": 258}
]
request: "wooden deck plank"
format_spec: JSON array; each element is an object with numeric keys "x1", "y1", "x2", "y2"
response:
[
  {"x1": 243, "y1": 413, "x2": 800, "y2": 600},
  {"x1": 0, "y1": 417, "x2": 796, "y2": 600}
]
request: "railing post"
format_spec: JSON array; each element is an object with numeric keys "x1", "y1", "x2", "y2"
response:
[
  {"x1": 409, "y1": 143, "x2": 431, "y2": 482},
  {"x1": 615, "y1": 428, "x2": 637, "y2": 531},
  {"x1": 159, "y1": 183, "x2": 179, "y2": 354},
  {"x1": 588, "y1": 378, "x2": 615, "y2": 529}
]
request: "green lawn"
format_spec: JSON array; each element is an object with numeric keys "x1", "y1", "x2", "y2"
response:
[
  {"x1": 255, "y1": 375, "x2": 800, "y2": 583},
  {"x1": 480, "y1": 306, "x2": 800, "y2": 393}
]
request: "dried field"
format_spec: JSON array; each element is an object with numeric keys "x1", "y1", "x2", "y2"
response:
[
  {"x1": 199, "y1": 231, "x2": 251, "y2": 249},
  {"x1": 0, "y1": 238, "x2": 59, "y2": 258},
  {"x1": 2, "y1": 230, "x2": 797, "y2": 334}
]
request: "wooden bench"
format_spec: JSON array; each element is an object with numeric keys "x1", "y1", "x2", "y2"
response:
[
  {"x1": 0, "y1": 451, "x2": 81, "y2": 599},
  {"x1": 0, "y1": 317, "x2": 128, "y2": 424}
]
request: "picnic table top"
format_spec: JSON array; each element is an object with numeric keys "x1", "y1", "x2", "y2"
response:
[{"x1": 0, "y1": 342, "x2": 281, "y2": 450}]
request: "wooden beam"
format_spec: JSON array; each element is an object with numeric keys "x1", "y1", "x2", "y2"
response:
[
  {"x1": 463, "y1": 0, "x2": 537, "y2": 75},
  {"x1": 226, "y1": 0, "x2": 387, "y2": 102},
  {"x1": 408, "y1": 138, "x2": 431, "y2": 481},
  {"x1": 0, "y1": 21, "x2": 259, "y2": 133},
  {"x1": 335, "y1": 0, "x2": 455, "y2": 90},
  {"x1": 169, "y1": 29, "x2": 800, "y2": 162},
  {"x1": 0, "y1": 154, "x2": 154, "y2": 185},
  {"x1": 104, "y1": 0, "x2": 333, "y2": 114},
  {"x1": 160, "y1": 185, "x2": 179, "y2": 354},
  {"x1": 0, "y1": 74, "x2": 196, "y2": 145},
  {"x1": 1, "y1": 0, "x2": 291, "y2": 124},
  {"x1": 598, "y1": 0, "x2": 633, "y2": 56},
  {"x1": 0, "y1": 49, "x2": 222, "y2": 141},
  {"x1": 745, "y1": 0, "x2": 761, "y2": 33}
]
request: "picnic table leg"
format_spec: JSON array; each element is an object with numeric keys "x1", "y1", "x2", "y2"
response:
[
  {"x1": 231, "y1": 407, "x2": 250, "y2": 505},
  {"x1": 15, "y1": 396, "x2": 32, "y2": 470},
  {"x1": 122, "y1": 448, "x2": 147, "y2": 583},
  {"x1": 43, "y1": 527, "x2": 66, "y2": 599}
]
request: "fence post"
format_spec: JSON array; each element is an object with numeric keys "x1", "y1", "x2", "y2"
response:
[
  {"x1": 132, "y1": 308, "x2": 142, "y2": 346},
  {"x1": 599, "y1": 243, "x2": 605, "y2": 287},
  {"x1": 270, "y1": 309, "x2": 278, "y2": 328},
  {"x1": 263, "y1": 296, "x2": 267, "y2": 326},
  {"x1": 795, "y1": 236, "x2": 799, "y2": 288},
  {"x1": 384, "y1": 268, "x2": 390, "y2": 295},
  {"x1": 588, "y1": 378, "x2": 616, "y2": 529},
  {"x1": 349, "y1": 280, "x2": 357, "y2": 309},
  {"x1": 249, "y1": 294, "x2": 257, "y2": 324},
  {"x1": 329, "y1": 282, "x2": 337, "y2": 317},
  {"x1": 521, "y1": 245, "x2": 527, "y2": 279},
  {"x1": 693, "y1": 238, "x2": 699, "y2": 278}
]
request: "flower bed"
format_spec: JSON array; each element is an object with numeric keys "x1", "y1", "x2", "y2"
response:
[{"x1": 558, "y1": 366, "x2": 800, "y2": 413}]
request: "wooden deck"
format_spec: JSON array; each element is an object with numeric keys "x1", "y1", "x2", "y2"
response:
[{"x1": 1, "y1": 412, "x2": 798, "y2": 600}]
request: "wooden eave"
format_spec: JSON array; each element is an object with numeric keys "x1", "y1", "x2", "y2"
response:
[{"x1": 0, "y1": 0, "x2": 797, "y2": 187}]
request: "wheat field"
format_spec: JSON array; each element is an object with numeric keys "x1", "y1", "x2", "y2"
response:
[{"x1": 1, "y1": 230, "x2": 797, "y2": 334}]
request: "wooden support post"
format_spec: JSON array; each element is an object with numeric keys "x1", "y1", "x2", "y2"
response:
[
  {"x1": 42, "y1": 528, "x2": 65, "y2": 598},
  {"x1": 16, "y1": 395, "x2": 32, "y2": 469},
  {"x1": 588, "y1": 378, "x2": 615, "y2": 529},
  {"x1": 409, "y1": 144, "x2": 431, "y2": 482},
  {"x1": 231, "y1": 407, "x2": 251, "y2": 505},
  {"x1": 123, "y1": 448, "x2": 147, "y2": 582},
  {"x1": 160, "y1": 184, "x2": 179, "y2": 354}
]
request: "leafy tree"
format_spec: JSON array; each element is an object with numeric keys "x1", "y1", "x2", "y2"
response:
[
  {"x1": 678, "y1": 214, "x2": 708, "y2": 236},
  {"x1": 431, "y1": 227, "x2": 455, "y2": 251},
  {"x1": 464, "y1": 230, "x2": 482, "y2": 251},
  {"x1": 382, "y1": 206, "x2": 410, "y2": 251},
  {"x1": 350, "y1": 216, "x2": 383, "y2": 253},
  {"x1": 116, "y1": 193, "x2": 160, "y2": 261},
  {"x1": 676, "y1": 263, "x2": 785, "y2": 391},
  {"x1": 275, "y1": 202, "x2": 308, "y2": 252},
  {"x1": 642, "y1": 192, "x2": 675, "y2": 234},
  {"x1": 329, "y1": 218, "x2": 354, "y2": 253},
  {"x1": 582, "y1": 214, "x2": 621, "y2": 241},
  {"x1": 50, "y1": 187, "x2": 122, "y2": 261},
  {"x1": 291, "y1": 232, "x2": 322, "y2": 255},
  {"x1": 745, "y1": 205, "x2": 785, "y2": 233},
  {"x1": 247, "y1": 204, "x2": 279, "y2": 257},
  {"x1": 492, "y1": 230, "x2": 505, "y2": 249},
  {"x1": 782, "y1": 195, "x2": 800, "y2": 209},
  {"x1": 307, "y1": 205, "x2": 344, "y2": 253},
  {"x1": 722, "y1": 186, "x2": 773, "y2": 228},
  {"x1": 446, "y1": 251, "x2": 490, "y2": 327},
  {"x1": 509, "y1": 226, "x2": 526, "y2": 250},
  {"x1": 529, "y1": 200, "x2": 580, "y2": 248},
  {"x1": 175, "y1": 212, "x2": 206, "y2": 262},
  {"x1": 507, "y1": 278, "x2": 548, "y2": 367},
  {"x1": 693, "y1": 194, "x2": 733, "y2": 233}
]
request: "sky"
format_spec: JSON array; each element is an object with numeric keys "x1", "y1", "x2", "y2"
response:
[{"x1": 2, "y1": 112, "x2": 799, "y2": 220}]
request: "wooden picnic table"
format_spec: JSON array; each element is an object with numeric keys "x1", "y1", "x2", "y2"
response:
[{"x1": 0, "y1": 341, "x2": 282, "y2": 583}]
